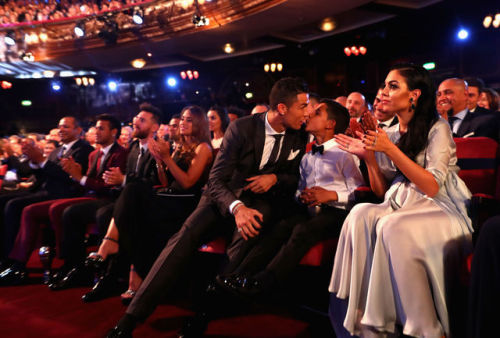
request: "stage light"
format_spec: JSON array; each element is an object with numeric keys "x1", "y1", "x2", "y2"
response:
[
  {"x1": 344, "y1": 47, "x2": 351, "y2": 56},
  {"x1": 270, "y1": 63, "x2": 276, "y2": 72},
  {"x1": 21, "y1": 100, "x2": 32, "y2": 106},
  {"x1": 51, "y1": 82, "x2": 61, "y2": 91},
  {"x1": 132, "y1": 7, "x2": 144, "y2": 25},
  {"x1": 319, "y1": 18, "x2": 336, "y2": 32},
  {"x1": 89, "y1": 78, "x2": 95, "y2": 86},
  {"x1": 82, "y1": 77, "x2": 89, "y2": 86},
  {"x1": 223, "y1": 43, "x2": 234, "y2": 54},
  {"x1": 147, "y1": 52, "x2": 152, "y2": 57},
  {"x1": 43, "y1": 71, "x2": 55, "y2": 78},
  {"x1": 483, "y1": 15, "x2": 493, "y2": 28},
  {"x1": 74, "y1": 22, "x2": 85, "y2": 37},
  {"x1": 180, "y1": 71, "x2": 187, "y2": 80},
  {"x1": 457, "y1": 28, "x2": 469, "y2": 40},
  {"x1": 277, "y1": 63, "x2": 283, "y2": 72},
  {"x1": 193, "y1": 71, "x2": 199, "y2": 79},
  {"x1": 351, "y1": 46, "x2": 359, "y2": 56},
  {"x1": 423, "y1": 62, "x2": 436, "y2": 70},
  {"x1": 4, "y1": 30, "x2": 16, "y2": 46},
  {"x1": 39, "y1": 32, "x2": 48, "y2": 42},
  {"x1": 75, "y1": 78, "x2": 82, "y2": 86},
  {"x1": 1, "y1": 81, "x2": 12, "y2": 89},
  {"x1": 264, "y1": 64, "x2": 270, "y2": 72},
  {"x1": 359, "y1": 46, "x2": 367, "y2": 55},
  {"x1": 131, "y1": 58, "x2": 146, "y2": 69},
  {"x1": 167, "y1": 77, "x2": 177, "y2": 88},
  {"x1": 108, "y1": 80, "x2": 118, "y2": 91},
  {"x1": 245, "y1": 92, "x2": 254, "y2": 99}
]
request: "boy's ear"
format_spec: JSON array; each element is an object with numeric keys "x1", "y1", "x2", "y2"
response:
[{"x1": 327, "y1": 119, "x2": 336, "y2": 130}]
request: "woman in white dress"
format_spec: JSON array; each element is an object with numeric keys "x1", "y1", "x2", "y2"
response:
[
  {"x1": 207, "y1": 105, "x2": 230, "y2": 150},
  {"x1": 329, "y1": 64, "x2": 472, "y2": 337}
]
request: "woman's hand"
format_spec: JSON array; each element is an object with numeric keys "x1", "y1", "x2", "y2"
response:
[
  {"x1": 362, "y1": 128, "x2": 395, "y2": 154},
  {"x1": 335, "y1": 133, "x2": 372, "y2": 159},
  {"x1": 149, "y1": 138, "x2": 171, "y2": 163}
]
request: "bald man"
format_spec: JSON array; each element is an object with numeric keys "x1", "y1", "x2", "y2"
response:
[
  {"x1": 437, "y1": 78, "x2": 498, "y2": 140},
  {"x1": 346, "y1": 92, "x2": 367, "y2": 121},
  {"x1": 335, "y1": 96, "x2": 347, "y2": 107}
]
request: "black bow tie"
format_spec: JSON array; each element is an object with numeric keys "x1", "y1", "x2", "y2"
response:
[{"x1": 311, "y1": 144, "x2": 324, "y2": 155}]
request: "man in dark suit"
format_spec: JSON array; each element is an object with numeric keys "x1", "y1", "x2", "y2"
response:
[
  {"x1": 372, "y1": 87, "x2": 398, "y2": 129},
  {"x1": 0, "y1": 117, "x2": 93, "y2": 263},
  {"x1": 107, "y1": 77, "x2": 310, "y2": 337},
  {"x1": 437, "y1": 78, "x2": 498, "y2": 141},
  {"x1": 463, "y1": 77, "x2": 491, "y2": 116},
  {"x1": 0, "y1": 115, "x2": 127, "y2": 285},
  {"x1": 50, "y1": 105, "x2": 161, "y2": 291}
]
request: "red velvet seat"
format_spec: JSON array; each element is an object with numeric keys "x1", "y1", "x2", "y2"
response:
[{"x1": 0, "y1": 164, "x2": 7, "y2": 189}]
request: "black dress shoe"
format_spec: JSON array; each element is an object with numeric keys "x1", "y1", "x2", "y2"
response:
[
  {"x1": 49, "y1": 267, "x2": 92, "y2": 291},
  {"x1": 106, "y1": 326, "x2": 132, "y2": 338},
  {"x1": 178, "y1": 312, "x2": 209, "y2": 338},
  {"x1": 215, "y1": 274, "x2": 264, "y2": 297},
  {"x1": 82, "y1": 275, "x2": 124, "y2": 302},
  {"x1": 0, "y1": 267, "x2": 27, "y2": 286}
]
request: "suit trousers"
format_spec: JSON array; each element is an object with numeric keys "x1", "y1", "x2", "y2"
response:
[
  {"x1": 231, "y1": 205, "x2": 347, "y2": 284},
  {"x1": 61, "y1": 198, "x2": 114, "y2": 266},
  {"x1": 126, "y1": 191, "x2": 292, "y2": 320},
  {"x1": 9, "y1": 197, "x2": 96, "y2": 263},
  {"x1": 3, "y1": 190, "x2": 51, "y2": 257},
  {"x1": 0, "y1": 190, "x2": 32, "y2": 258}
]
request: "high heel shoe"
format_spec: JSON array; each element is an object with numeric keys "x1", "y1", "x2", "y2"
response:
[
  {"x1": 84, "y1": 237, "x2": 119, "y2": 272},
  {"x1": 120, "y1": 289, "x2": 136, "y2": 306}
]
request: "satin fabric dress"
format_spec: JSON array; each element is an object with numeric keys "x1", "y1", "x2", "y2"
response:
[{"x1": 329, "y1": 118, "x2": 472, "y2": 337}]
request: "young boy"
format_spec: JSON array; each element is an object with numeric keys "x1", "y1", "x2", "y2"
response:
[{"x1": 219, "y1": 98, "x2": 365, "y2": 294}]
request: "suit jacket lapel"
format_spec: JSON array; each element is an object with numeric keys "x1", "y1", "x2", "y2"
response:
[
  {"x1": 126, "y1": 143, "x2": 140, "y2": 174},
  {"x1": 253, "y1": 113, "x2": 266, "y2": 171},
  {"x1": 87, "y1": 151, "x2": 99, "y2": 178},
  {"x1": 457, "y1": 111, "x2": 472, "y2": 136},
  {"x1": 97, "y1": 143, "x2": 117, "y2": 176},
  {"x1": 275, "y1": 129, "x2": 293, "y2": 166}
]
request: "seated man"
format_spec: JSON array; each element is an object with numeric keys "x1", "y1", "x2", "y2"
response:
[
  {"x1": 0, "y1": 117, "x2": 93, "y2": 263},
  {"x1": 107, "y1": 77, "x2": 310, "y2": 337},
  {"x1": 0, "y1": 115, "x2": 127, "y2": 285},
  {"x1": 217, "y1": 99, "x2": 364, "y2": 295}
]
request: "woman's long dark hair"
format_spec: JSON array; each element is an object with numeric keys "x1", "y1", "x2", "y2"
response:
[
  {"x1": 390, "y1": 63, "x2": 439, "y2": 161},
  {"x1": 178, "y1": 105, "x2": 211, "y2": 154},
  {"x1": 208, "y1": 105, "x2": 230, "y2": 137}
]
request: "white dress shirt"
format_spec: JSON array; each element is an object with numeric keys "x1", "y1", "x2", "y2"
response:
[
  {"x1": 450, "y1": 108, "x2": 468, "y2": 134},
  {"x1": 296, "y1": 138, "x2": 364, "y2": 210},
  {"x1": 229, "y1": 113, "x2": 285, "y2": 214},
  {"x1": 377, "y1": 116, "x2": 396, "y2": 129}
]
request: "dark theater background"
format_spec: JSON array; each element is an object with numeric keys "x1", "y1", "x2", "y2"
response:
[{"x1": 0, "y1": 0, "x2": 499, "y2": 135}]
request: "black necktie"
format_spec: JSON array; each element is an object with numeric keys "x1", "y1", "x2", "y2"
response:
[
  {"x1": 262, "y1": 134, "x2": 283, "y2": 171},
  {"x1": 135, "y1": 147, "x2": 145, "y2": 173},
  {"x1": 58, "y1": 145, "x2": 67, "y2": 159},
  {"x1": 311, "y1": 144, "x2": 324, "y2": 155},
  {"x1": 448, "y1": 116, "x2": 458, "y2": 133}
]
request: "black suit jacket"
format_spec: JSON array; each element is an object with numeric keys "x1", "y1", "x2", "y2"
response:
[
  {"x1": 471, "y1": 106, "x2": 492, "y2": 116},
  {"x1": 456, "y1": 110, "x2": 499, "y2": 142},
  {"x1": 84, "y1": 142, "x2": 128, "y2": 196},
  {"x1": 124, "y1": 140, "x2": 159, "y2": 186},
  {"x1": 33, "y1": 139, "x2": 94, "y2": 197},
  {"x1": 207, "y1": 113, "x2": 308, "y2": 217}
]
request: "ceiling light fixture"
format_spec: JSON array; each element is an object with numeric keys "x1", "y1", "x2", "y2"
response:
[
  {"x1": 319, "y1": 18, "x2": 336, "y2": 32},
  {"x1": 131, "y1": 58, "x2": 146, "y2": 68},
  {"x1": 223, "y1": 43, "x2": 234, "y2": 54}
]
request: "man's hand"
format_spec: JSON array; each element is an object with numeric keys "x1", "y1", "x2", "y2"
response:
[
  {"x1": 300, "y1": 186, "x2": 337, "y2": 206},
  {"x1": 21, "y1": 141, "x2": 44, "y2": 164},
  {"x1": 103, "y1": 167, "x2": 125, "y2": 185},
  {"x1": 60, "y1": 157, "x2": 83, "y2": 181},
  {"x1": 234, "y1": 205, "x2": 263, "y2": 240},
  {"x1": 243, "y1": 174, "x2": 277, "y2": 194}
]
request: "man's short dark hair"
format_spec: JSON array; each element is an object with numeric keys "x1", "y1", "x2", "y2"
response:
[
  {"x1": 62, "y1": 116, "x2": 81, "y2": 128},
  {"x1": 97, "y1": 114, "x2": 122, "y2": 138},
  {"x1": 269, "y1": 77, "x2": 309, "y2": 111},
  {"x1": 464, "y1": 77, "x2": 485, "y2": 90},
  {"x1": 170, "y1": 114, "x2": 181, "y2": 120},
  {"x1": 139, "y1": 102, "x2": 161, "y2": 125},
  {"x1": 321, "y1": 98, "x2": 350, "y2": 134}
]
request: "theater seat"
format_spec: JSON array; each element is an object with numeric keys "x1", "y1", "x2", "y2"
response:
[{"x1": 0, "y1": 164, "x2": 7, "y2": 189}]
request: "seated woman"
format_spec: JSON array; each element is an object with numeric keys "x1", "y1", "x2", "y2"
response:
[
  {"x1": 83, "y1": 105, "x2": 213, "y2": 304},
  {"x1": 207, "y1": 105, "x2": 229, "y2": 150},
  {"x1": 329, "y1": 64, "x2": 472, "y2": 337}
]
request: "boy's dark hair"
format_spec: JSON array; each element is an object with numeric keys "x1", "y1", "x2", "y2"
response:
[
  {"x1": 227, "y1": 106, "x2": 247, "y2": 119},
  {"x1": 269, "y1": 77, "x2": 309, "y2": 111},
  {"x1": 139, "y1": 102, "x2": 161, "y2": 124},
  {"x1": 46, "y1": 139, "x2": 60, "y2": 148},
  {"x1": 96, "y1": 114, "x2": 122, "y2": 138},
  {"x1": 321, "y1": 98, "x2": 350, "y2": 134}
]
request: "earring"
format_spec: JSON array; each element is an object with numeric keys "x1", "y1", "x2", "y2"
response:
[{"x1": 410, "y1": 98, "x2": 416, "y2": 111}]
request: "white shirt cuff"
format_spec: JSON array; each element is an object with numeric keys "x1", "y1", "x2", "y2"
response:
[
  {"x1": 29, "y1": 158, "x2": 48, "y2": 169},
  {"x1": 79, "y1": 176, "x2": 88, "y2": 186},
  {"x1": 332, "y1": 191, "x2": 348, "y2": 206},
  {"x1": 229, "y1": 200, "x2": 243, "y2": 214}
]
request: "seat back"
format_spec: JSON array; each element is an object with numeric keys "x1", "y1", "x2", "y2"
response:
[
  {"x1": 454, "y1": 137, "x2": 499, "y2": 196},
  {"x1": 0, "y1": 164, "x2": 7, "y2": 189}
]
